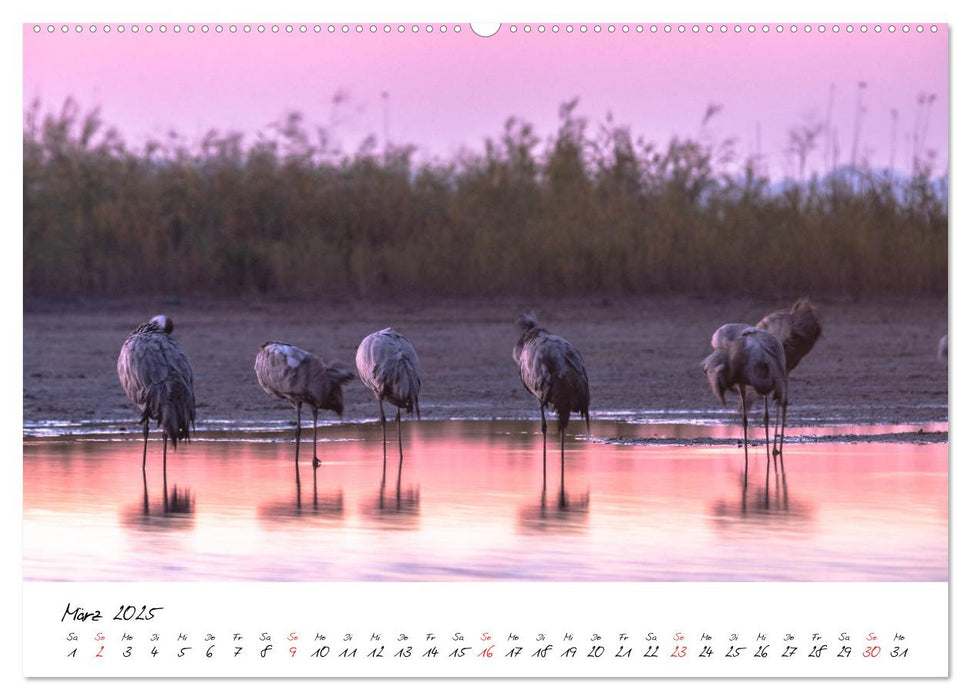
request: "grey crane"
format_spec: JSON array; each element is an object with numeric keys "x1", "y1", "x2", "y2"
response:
[
  {"x1": 938, "y1": 334, "x2": 948, "y2": 364},
  {"x1": 356, "y1": 328, "x2": 422, "y2": 473},
  {"x1": 710, "y1": 322, "x2": 788, "y2": 449},
  {"x1": 514, "y1": 313, "x2": 590, "y2": 491},
  {"x1": 756, "y1": 298, "x2": 822, "y2": 373},
  {"x1": 710, "y1": 322, "x2": 751, "y2": 350},
  {"x1": 703, "y1": 325, "x2": 787, "y2": 470},
  {"x1": 756, "y1": 297, "x2": 822, "y2": 453},
  {"x1": 117, "y1": 315, "x2": 195, "y2": 495},
  {"x1": 254, "y1": 342, "x2": 354, "y2": 492}
]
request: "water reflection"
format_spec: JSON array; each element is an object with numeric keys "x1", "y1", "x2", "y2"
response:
[
  {"x1": 710, "y1": 456, "x2": 812, "y2": 529},
  {"x1": 22, "y1": 420, "x2": 948, "y2": 582},
  {"x1": 381, "y1": 452, "x2": 404, "y2": 489},
  {"x1": 119, "y1": 485, "x2": 196, "y2": 532},
  {"x1": 257, "y1": 490, "x2": 345, "y2": 527},
  {"x1": 517, "y1": 487, "x2": 590, "y2": 535},
  {"x1": 361, "y1": 481, "x2": 421, "y2": 530}
]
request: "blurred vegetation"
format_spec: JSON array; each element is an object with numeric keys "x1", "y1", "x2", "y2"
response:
[{"x1": 24, "y1": 98, "x2": 947, "y2": 298}]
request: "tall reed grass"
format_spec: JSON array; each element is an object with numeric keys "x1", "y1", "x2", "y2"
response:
[{"x1": 23, "y1": 99, "x2": 947, "y2": 298}]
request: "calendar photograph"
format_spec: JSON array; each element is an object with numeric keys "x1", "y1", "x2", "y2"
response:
[{"x1": 22, "y1": 21, "x2": 947, "y2": 597}]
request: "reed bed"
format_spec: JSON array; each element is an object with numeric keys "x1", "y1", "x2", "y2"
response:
[{"x1": 24, "y1": 99, "x2": 947, "y2": 298}]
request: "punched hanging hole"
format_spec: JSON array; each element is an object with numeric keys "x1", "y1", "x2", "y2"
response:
[{"x1": 470, "y1": 23, "x2": 501, "y2": 38}]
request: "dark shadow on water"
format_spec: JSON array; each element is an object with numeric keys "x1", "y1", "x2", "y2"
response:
[
  {"x1": 257, "y1": 489, "x2": 346, "y2": 528},
  {"x1": 119, "y1": 485, "x2": 195, "y2": 531},
  {"x1": 709, "y1": 455, "x2": 813, "y2": 530},
  {"x1": 360, "y1": 481, "x2": 421, "y2": 530},
  {"x1": 166, "y1": 485, "x2": 194, "y2": 514},
  {"x1": 381, "y1": 453, "x2": 405, "y2": 489},
  {"x1": 517, "y1": 486, "x2": 590, "y2": 535}
]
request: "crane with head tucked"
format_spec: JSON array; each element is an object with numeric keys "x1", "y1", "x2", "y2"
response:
[
  {"x1": 704, "y1": 325, "x2": 787, "y2": 468},
  {"x1": 117, "y1": 315, "x2": 195, "y2": 494},
  {"x1": 255, "y1": 342, "x2": 354, "y2": 492},
  {"x1": 514, "y1": 313, "x2": 590, "y2": 491},
  {"x1": 356, "y1": 328, "x2": 421, "y2": 472}
]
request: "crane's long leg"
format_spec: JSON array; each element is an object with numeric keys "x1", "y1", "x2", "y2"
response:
[
  {"x1": 763, "y1": 396, "x2": 771, "y2": 465},
  {"x1": 739, "y1": 386, "x2": 749, "y2": 482},
  {"x1": 380, "y1": 399, "x2": 387, "y2": 459},
  {"x1": 163, "y1": 433, "x2": 169, "y2": 512},
  {"x1": 396, "y1": 406, "x2": 403, "y2": 466},
  {"x1": 294, "y1": 403, "x2": 302, "y2": 491},
  {"x1": 540, "y1": 403, "x2": 548, "y2": 492},
  {"x1": 773, "y1": 402, "x2": 782, "y2": 456},
  {"x1": 779, "y1": 401, "x2": 788, "y2": 455},
  {"x1": 397, "y1": 416, "x2": 404, "y2": 493},
  {"x1": 312, "y1": 407, "x2": 320, "y2": 505},
  {"x1": 764, "y1": 399, "x2": 771, "y2": 488},
  {"x1": 560, "y1": 423, "x2": 566, "y2": 488},
  {"x1": 312, "y1": 406, "x2": 321, "y2": 468},
  {"x1": 141, "y1": 421, "x2": 149, "y2": 493}
]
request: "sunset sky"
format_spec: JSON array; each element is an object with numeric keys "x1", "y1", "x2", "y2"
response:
[{"x1": 23, "y1": 23, "x2": 948, "y2": 179}]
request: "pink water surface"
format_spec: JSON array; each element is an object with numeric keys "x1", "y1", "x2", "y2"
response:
[{"x1": 23, "y1": 420, "x2": 947, "y2": 582}]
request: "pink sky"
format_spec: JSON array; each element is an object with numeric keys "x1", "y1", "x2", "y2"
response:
[{"x1": 23, "y1": 23, "x2": 948, "y2": 179}]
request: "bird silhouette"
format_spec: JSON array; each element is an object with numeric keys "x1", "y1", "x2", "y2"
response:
[
  {"x1": 356, "y1": 328, "x2": 421, "y2": 478},
  {"x1": 255, "y1": 342, "x2": 354, "y2": 493},
  {"x1": 704, "y1": 325, "x2": 787, "y2": 471},
  {"x1": 514, "y1": 313, "x2": 590, "y2": 491},
  {"x1": 117, "y1": 315, "x2": 195, "y2": 497}
]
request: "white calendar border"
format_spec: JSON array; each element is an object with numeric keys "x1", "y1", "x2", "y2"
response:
[
  {"x1": 4, "y1": 0, "x2": 964, "y2": 695},
  {"x1": 22, "y1": 582, "x2": 949, "y2": 678}
]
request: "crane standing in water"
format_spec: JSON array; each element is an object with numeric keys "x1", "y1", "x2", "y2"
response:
[
  {"x1": 514, "y1": 313, "x2": 590, "y2": 491},
  {"x1": 704, "y1": 326, "x2": 787, "y2": 471},
  {"x1": 356, "y1": 329, "x2": 422, "y2": 475},
  {"x1": 117, "y1": 315, "x2": 195, "y2": 495},
  {"x1": 756, "y1": 298, "x2": 822, "y2": 453},
  {"x1": 254, "y1": 342, "x2": 354, "y2": 492}
]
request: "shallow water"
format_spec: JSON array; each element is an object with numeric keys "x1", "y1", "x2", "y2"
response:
[{"x1": 23, "y1": 420, "x2": 947, "y2": 582}]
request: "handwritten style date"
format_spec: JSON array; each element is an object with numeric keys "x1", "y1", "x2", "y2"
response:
[{"x1": 62, "y1": 603, "x2": 163, "y2": 623}]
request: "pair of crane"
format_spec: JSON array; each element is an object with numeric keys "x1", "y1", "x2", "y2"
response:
[
  {"x1": 116, "y1": 300, "x2": 820, "y2": 495},
  {"x1": 254, "y1": 328, "x2": 420, "y2": 491},
  {"x1": 702, "y1": 299, "x2": 822, "y2": 471}
]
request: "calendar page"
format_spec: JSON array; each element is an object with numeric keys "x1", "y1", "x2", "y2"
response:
[{"x1": 19, "y1": 5, "x2": 950, "y2": 684}]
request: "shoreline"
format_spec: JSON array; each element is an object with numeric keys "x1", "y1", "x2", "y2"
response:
[
  {"x1": 24, "y1": 295, "x2": 948, "y2": 431},
  {"x1": 22, "y1": 416, "x2": 948, "y2": 446}
]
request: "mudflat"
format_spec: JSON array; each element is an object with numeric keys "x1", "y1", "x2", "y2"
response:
[{"x1": 23, "y1": 295, "x2": 947, "y2": 430}]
